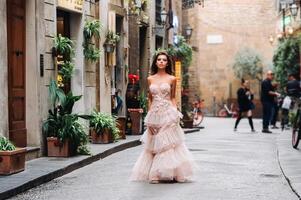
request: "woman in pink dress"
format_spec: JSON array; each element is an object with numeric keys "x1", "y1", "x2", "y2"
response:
[{"x1": 130, "y1": 51, "x2": 195, "y2": 184}]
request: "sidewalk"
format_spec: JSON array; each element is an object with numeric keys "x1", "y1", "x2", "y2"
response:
[
  {"x1": 0, "y1": 128, "x2": 200, "y2": 200},
  {"x1": 277, "y1": 131, "x2": 301, "y2": 199}
]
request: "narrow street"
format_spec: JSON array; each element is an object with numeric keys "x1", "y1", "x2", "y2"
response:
[{"x1": 10, "y1": 118, "x2": 298, "y2": 200}]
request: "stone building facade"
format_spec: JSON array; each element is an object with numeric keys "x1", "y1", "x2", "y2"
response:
[
  {"x1": 0, "y1": 0, "x2": 186, "y2": 155},
  {"x1": 0, "y1": 0, "x2": 128, "y2": 156},
  {"x1": 182, "y1": 0, "x2": 277, "y2": 115}
]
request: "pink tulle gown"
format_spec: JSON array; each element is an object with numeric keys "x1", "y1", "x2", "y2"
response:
[{"x1": 130, "y1": 82, "x2": 195, "y2": 182}]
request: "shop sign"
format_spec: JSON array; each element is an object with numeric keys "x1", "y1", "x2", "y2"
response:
[
  {"x1": 207, "y1": 34, "x2": 223, "y2": 44},
  {"x1": 57, "y1": 0, "x2": 83, "y2": 13}
]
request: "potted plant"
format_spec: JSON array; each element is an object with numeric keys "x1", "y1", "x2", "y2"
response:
[
  {"x1": 43, "y1": 80, "x2": 89, "y2": 157},
  {"x1": 116, "y1": 116, "x2": 126, "y2": 139},
  {"x1": 89, "y1": 111, "x2": 120, "y2": 144},
  {"x1": 0, "y1": 136, "x2": 26, "y2": 175},
  {"x1": 104, "y1": 30, "x2": 120, "y2": 53}
]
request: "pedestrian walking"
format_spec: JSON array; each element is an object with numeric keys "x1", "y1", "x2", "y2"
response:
[
  {"x1": 234, "y1": 79, "x2": 255, "y2": 132},
  {"x1": 130, "y1": 51, "x2": 195, "y2": 184},
  {"x1": 261, "y1": 71, "x2": 280, "y2": 133}
]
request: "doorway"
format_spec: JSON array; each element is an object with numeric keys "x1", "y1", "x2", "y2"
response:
[
  {"x1": 56, "y1": 9, "x2": 71, "y2": 93},
  {"x1": 7, "y1": 0, "x2": 27, "y2": 147}
]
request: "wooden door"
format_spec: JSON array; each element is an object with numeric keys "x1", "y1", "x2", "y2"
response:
[{"x1": 7, "y1": 0, "x2": 27, "y2": 147}]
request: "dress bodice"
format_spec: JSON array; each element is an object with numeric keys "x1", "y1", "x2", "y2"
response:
[
  {"x1": 149, "y1": 82, "x2": 171, "y2": 101},
  {"x1": 145, "y1": 82, "x2": 183, "y2": 127},
  {"x1": 149, "y1": 82, "x2": 173, "y2": 112}
]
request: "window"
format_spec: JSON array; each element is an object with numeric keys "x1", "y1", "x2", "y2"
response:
[{"x1": 156, "y1": 0, "x2": 162, "y2": 24}]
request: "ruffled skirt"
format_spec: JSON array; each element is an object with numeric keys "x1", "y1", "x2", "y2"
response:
[{"x1": 130, "y1": 106, "x2": 195, "y2": 182}]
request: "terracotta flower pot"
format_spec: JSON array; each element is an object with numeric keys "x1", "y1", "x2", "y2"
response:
[
  {"x1": 116, "y1": 117, "x2": 126, "y2": 139},
  {"x1": 128, "y1": 109, "x2": 143, "y2": 135},
  {"x1": 47, "y1": 137, "x2": 75, "y2": 157},
  {"x1": 91, "y1": 129, "x2": 114, "y2": 144},
  {"x1": 0, "y1": 148, "x2": 26, "y2": 175}
]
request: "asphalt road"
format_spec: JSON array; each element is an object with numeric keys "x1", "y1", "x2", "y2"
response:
[{"x1": 10, "y1": 117, "x2": 298, "y2": 200}]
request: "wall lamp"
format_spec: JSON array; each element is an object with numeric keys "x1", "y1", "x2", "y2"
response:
[{"x1": 152, "y1": 8, "x2": 168, "y2": 34}]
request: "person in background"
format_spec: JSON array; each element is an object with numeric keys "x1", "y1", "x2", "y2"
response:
[
  {"x1": 234, "y1": 78, "x2": 255, "y2": 132},
  {"x1": 281, "y1": 74, "x2": 301, "y2": 130},
  {"x1": 270, "y1": 82, "x2": 280, "y2": 129},
  {"x1": 286, "y1": 73, "x2": 301, "y2": 97},
  {"x1": 261, "y1": 71, "x2": 280, "y2": 133}
]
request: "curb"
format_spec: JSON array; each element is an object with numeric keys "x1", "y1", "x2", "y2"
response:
[
  {"x1": 0, "y1": 128, "x2": 200, "y2": 199},
  {"x1": 184, "y1": 127, "x2": 203, "y2": 134},
  {"x1": 0, "y1": 140, "x2": 141, "y2": 200}
]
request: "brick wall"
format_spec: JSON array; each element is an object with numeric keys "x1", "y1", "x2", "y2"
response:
[{"x1": 183, "y1": 0, "x2": 277, "y2": 116}]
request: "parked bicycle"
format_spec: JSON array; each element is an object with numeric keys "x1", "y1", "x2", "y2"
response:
[
  {"x1": 289, "y1": 96, "x2": 301, "y2": 148},
  {"x1": 192, "y1": 100, "x2": 205, "y2": 127}
]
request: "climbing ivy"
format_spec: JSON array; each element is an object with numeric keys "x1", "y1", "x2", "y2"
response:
[{"x1": 273, "y1": 36, "x2": 300, "y2": 93}]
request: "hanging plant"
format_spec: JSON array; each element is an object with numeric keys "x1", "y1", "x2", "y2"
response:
[
  {"x1": 53, "y1": 34, "x2": 74, "y2": 61},
  {"x1": 103, "y1": 30, "x2": 120, "y2": 53},
  {"x1": 83, "y1": 45, "x2": 102, "y2": 63},
  {"x1": 105, "y1": 30, "x2": 121, "y2": 45},
  {"x1": 83, "y1": 19, "x2": 103, "y2": 62},
  {"x1": 59, "y1": 61, "x2": 74, "y2": 82},
  {"x1": 166, "y1": 35, "x2": 192, "y2": 68},
  {"x1": 83, "y1": 19, "x2": 102, "y2": 40}
]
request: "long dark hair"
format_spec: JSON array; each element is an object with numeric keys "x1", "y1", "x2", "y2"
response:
[{"x1": 150, "y1": 51, "x2": 174, "y2": 75}]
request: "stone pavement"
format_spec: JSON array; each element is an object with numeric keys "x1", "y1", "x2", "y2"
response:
[
  {"x1": 9, "y1": 118, "x2": 299, "y2": 200},
  {"x1": 277, "y1": 129, "x2": 301, "y2": 199},
  {"x1": 0, "y1": 128, "x2": 200, "y2": 200}
]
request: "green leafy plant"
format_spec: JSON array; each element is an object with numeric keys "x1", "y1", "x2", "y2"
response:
[
  {"x1": 77, "y1": 145, "x2": 91, "y2": 155},
  {"x1": 43, "y1": 81, "x2": 83, "y2": 137},
  {"x1": 53, "y1": 34, "x2": 74, "y2": 60},
  {"x1": 59, "y1": 61, "x2": 74, "y2": 82},
  {"x1": 166, "y1": 35, "x2": 193, "y2": 68},
  {"x1": 43, "y1": 80, "x2": 89, "y2": 155},
  {"x1": 83, "y1": 45, "x2": 101, "y2": 62},
  {"x1": 105, "y1": 30, "x2": 121, "y2": 45},
  {"x1": 57, "y1": 114, "x2": 88, "y2": 149},
  {"x1": 83, "y1": 20, "x2": 102, "y2": 40},
  {"x1": 89, "y1": 111, "x2": 120, "y2": 141},
  {"x1": 273, "y1": 37, "x2": 300, "y2": 93},
  {"x1": 0, "y1": 136, "x2": 16, "y2": 151},
  {"x1": 83, "y1": 20, "x2": 102, "y2": 62},
  {"x1": 232, "y1": 47, "x2": 264, "y2": 81}
]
